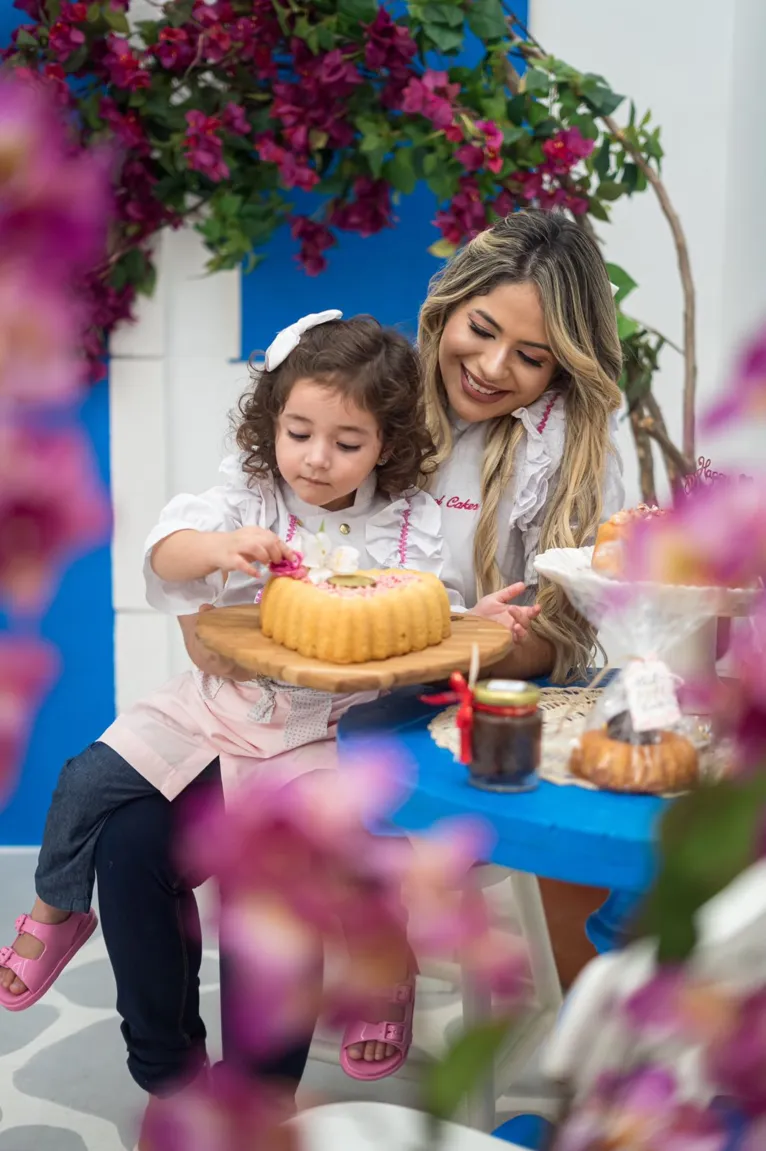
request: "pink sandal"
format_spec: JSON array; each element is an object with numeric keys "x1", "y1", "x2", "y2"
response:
[
  {"x1": 339, "y1": 976, "x2": 416, "y2": 1081},
  {"x1": 0, "y1": 909, "x2": 98, "y2": 1011}
]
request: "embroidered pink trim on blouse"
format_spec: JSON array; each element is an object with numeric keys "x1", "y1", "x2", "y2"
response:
[
  {"x1": 536, "y1": 393, "x2": 558, "y2": 434},
  {"x1": 398, "y1": 499, "x2": 412, "y2": 567},
  {"x1": 285, "y1": 514, "x2": 299, "y2": 543}
]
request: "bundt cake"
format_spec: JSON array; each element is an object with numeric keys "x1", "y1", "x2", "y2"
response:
[
  {"x1": 260, "y1": 568, "x2": 451, "y2": 664},
  {"x1": 569, "y1": 711, "x2": 698, "y2": 794}
]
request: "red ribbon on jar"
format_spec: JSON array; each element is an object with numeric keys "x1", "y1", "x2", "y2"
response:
[{"x1": 421, "y1": 671, "x2": 474, "y2": 764}]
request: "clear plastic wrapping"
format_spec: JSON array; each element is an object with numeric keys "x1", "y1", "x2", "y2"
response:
[{"x1": 535, "y1": 546, "x2": 721, "y2": 793}]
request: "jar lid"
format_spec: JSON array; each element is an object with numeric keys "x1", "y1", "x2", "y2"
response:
[{"x1": 472, "y1": 678, "x2": 540, "y2": 707}]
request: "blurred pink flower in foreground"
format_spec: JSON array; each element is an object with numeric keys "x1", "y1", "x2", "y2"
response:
[
  {"x1": 180, "y1": 750, "x2": 525, "y2": 1053},
  {"x1": 702, "y1": 322, "x2": 766, "y2": 433},
  {"x1": 141, "y1": 1066, "x2": 300, "y2": 1151},
  {"x1": 0, "y1": 75, "x2": 111, "y2": 279},
  {"x1": 0, "y1": 268, "x2": 86, "y2": 402},
  {"x1": 553, "y1": 1067, "x2": 726, "y2": 1151},
  {"x1": 0, "y1": 424, "x2": 111, "y2": 611},
  {"x1": 0, "y1": 637, "x2": 57, "y2": 801},
  {"x1": 624, "y1": 476, "x2": 766, "y2": 589},
  {"x1": 706, "y1": 989, "x2": 766, "y2": 1117}
]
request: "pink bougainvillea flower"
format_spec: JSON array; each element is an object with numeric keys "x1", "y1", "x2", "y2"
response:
[
  {"x1": 364, "y1": 8, "x2": 417, "y2": 75},
  {"x1": 455, "y1": 142, "x2": 484, "y2": 172},
  {"x1": 476, "y1": 119, "x2": 504, "y2": 173},
  {"x1": 434, "y1": 176, "x2": 488, "y2": 245},
  {"x1": 0, "y1": 269, "x2": 86, "y2": 402},
  {"x1": 331, "y1": 177, "x2": 392, "y2": 237},
  {"x1": 152, "y1": 25, "x2": 194, "y2": 71},
  {"x1": 268, "y1": 552, "x2": 306, "y2": 579},
  {"x1": 183, "y1": 110, "x2": 229, "y2": 182},
  {"x1": 141, "y1": 1065, "x2": 300, "y2": 1151},
  {"x1": 702, "y1": 321, "x2": 766, "y2": 432},
  {"x1": 289, "y1": 216, "x2": 335, "y2": 275},
  {"x1": 102, "y1": 33, "x2": 151, "y2": 90},
  {"x1": 400, "y1": 69, "x2": 459, "y2": 130},
  {"x1": 222, "y1": 102, "x2": 249, "y2": 136},
  {"x1": 706, "y1": 988, "x2": 766, "y2": 1116},
  {"x1": 0, "y1": 424, "x2": 111, "y2": 611},
  {"x1": 47, "y1": 17, "x2": 85, "y2": 63},
  {"x1": 0, "y1": 637, "x2": 57, "y2": 805},
  {"x1": 542, "y1": 127, "x2": 595, "y2": 173}
]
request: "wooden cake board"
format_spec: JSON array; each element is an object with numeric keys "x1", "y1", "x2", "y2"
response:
[{"x1": 196, "y1": 605, "x2": 512, "y2": 692}]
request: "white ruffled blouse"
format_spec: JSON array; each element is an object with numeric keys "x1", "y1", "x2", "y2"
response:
[
  {"x1": 431, "y1": 390, "x2": 625, "y2": 607},
  {"x1": 144, "y1": 458, "x2": 464, "y2": 614}
]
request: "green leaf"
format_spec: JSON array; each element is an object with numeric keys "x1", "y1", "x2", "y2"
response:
[
  {"x1": 523, "y1": 67, "x2": 550, "y2": 96},
  {"x1": 580, "y1": 78, "x2": 625, "y2": 117},
  {"x1": 423, "y1": 23, "x2": 464, "y2": 52},
  {"x1": 338, "y1": 0, "x2": 377, "y2": 22},
  {"x1": 594, "y1": 137, "x2": 611, "y2": 178},
  {"x1": 617, "y1": 314, "x2": 641, "y2": 340},
  {"x1": 86, "y1": 3, "x2": 101, "y2": 22},
  {"x1": 104, "y1": 5, "x2": 130, "y2": 32},
  {"x1": 605, "y1": 262, "x2": 638, "y2": 303},
  {"x1": 15, "y1": 27, "x2": 37, "y2": 46},
  {"x1": 422, "y1": 2, "x2": 464, "y2": 27},
  {"x1": 384, "y1": 148, "x2": 417, "y2": 195},
  {"x1": 597, "y1": 180, "x2": 624, "y2": 201},
  {"x1": 423, "y1": 1021, "x2": 511, "y2": 1122},
  {"x1": 365, "y1": 145, "x2": 388, "y2": 178},
  {"x1": 639, "y1": 774, "x2": 766, "y2": 962},
  {"x1": 465, "y1": 0, "x2": 507, "y2": 40},
  {"x1": 429, "y1": 238, "x2": 457, "y2": 259},
  {"x1": 588, "y1": 198, "x2": 610, "y2": 222}
]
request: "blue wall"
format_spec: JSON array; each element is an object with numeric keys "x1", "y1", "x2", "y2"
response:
[{"x1": 0, "y1": 3, "x2": 115, "y2": 845}]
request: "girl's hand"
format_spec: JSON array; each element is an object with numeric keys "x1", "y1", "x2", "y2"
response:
[
  {"x1": 471, "y1": 582, "x2": 542, "y2": 644},
  {"x1": 209, "y1": 527, "x2": 296, "y2": 578}
]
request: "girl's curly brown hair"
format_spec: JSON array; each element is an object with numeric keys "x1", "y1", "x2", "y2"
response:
[{"x1": 235, "y1": 315, "x2": 435, "y2": 496}]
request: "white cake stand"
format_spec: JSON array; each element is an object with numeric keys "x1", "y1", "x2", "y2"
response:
[{"x1": 534, "y1": 546, "x2": 760, "y2": 698}]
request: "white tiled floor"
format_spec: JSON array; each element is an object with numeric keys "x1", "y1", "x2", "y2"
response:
[{"x1": 0, "y1": 852, "x2": 556, "y2": 1149}]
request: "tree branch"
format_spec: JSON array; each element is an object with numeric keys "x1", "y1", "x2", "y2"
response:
[
  {"x1": 629, "y1": 400, "x2": 658, "y2": 504},
  {"x1": 638, "y1": 410, "x2": 693, "y2": 483}
]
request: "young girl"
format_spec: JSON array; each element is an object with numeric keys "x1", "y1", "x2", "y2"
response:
[{"x1": 0, "y1": 314, "x2": 538, "y2": 1077}]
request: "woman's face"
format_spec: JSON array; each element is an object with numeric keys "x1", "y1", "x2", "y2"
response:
[{"x1": 438, "y1": 281, "x2": 559, "y2": 422}]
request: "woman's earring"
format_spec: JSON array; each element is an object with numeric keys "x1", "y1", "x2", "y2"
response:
[{"x1": 378, "y1": 453, "x2": 390, "y2": 466}]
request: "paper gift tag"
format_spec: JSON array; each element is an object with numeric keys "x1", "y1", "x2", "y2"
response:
[{"x1": 623, "y1": 658, "x2": 681, "y2": 732}]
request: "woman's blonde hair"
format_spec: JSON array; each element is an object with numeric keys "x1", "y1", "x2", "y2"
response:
[{"x1": 419, "y1": 210, "x2": 623, "y2": 682}]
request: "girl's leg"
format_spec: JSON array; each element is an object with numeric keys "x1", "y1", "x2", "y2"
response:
[
  {"x1": 94, "y1": 760, "x2": 318, "y2": 1097},
  {"x1": 1, "y1": 741, "x2": 160, "y2": 997}
]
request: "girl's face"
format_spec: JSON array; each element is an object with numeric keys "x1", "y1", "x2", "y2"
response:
[
  {"x1": 275, "y1": 378, "x2": 383, "y2": 512},
  {"x1": 438, "y1": 281, "x2": 559, "y2": 422}
]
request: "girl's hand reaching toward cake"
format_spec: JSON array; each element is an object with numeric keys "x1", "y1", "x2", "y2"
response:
[
  {"x1": 151, "y1": 526, "x2": 296, "y2": 582},
  {"x1": 471, "y1": 582, "x2": 542, "y2": 644}
]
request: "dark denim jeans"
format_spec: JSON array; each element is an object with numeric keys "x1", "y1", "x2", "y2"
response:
[{"x1": 81, "y1": 753, "x2": 315, "y2": 1096}]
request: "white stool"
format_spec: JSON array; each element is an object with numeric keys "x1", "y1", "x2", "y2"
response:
[{"x1": 293, "y1": 1100, "x2": 526, "y2": 1150}]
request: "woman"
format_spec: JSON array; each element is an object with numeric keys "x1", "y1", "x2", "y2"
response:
[{"x1": 94, "y1": 210, "x2": 625, "y2": 1139}]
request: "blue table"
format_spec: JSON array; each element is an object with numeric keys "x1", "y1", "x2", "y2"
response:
[{"x1": 337, "y1": 685, "x2": 666, "y2": 899}]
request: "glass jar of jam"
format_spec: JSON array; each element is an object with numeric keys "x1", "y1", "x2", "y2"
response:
[{"x1": 467, "y1": 679, "x2": 542, "y2": 793}]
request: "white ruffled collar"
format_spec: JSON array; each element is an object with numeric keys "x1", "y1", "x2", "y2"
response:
[{"x1": 280, "y1": 469, "x2": 379, "y2": 522}]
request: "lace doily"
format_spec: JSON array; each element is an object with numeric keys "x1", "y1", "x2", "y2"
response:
[{"x1": 426, "y1": 687, "x2": 728, "y2": 795}]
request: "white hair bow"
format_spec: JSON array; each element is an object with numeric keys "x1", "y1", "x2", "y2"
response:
[{"x1": 263, "y1": 309, "x2": 343, "y2": 372}]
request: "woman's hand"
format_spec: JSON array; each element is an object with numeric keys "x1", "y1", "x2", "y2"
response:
[
  {"x1": 471, "y1": 581, "x2": 542, "y2": 645},
  {"x1": 178, "y1": 605, "x2": 254, "y2": 680}
]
